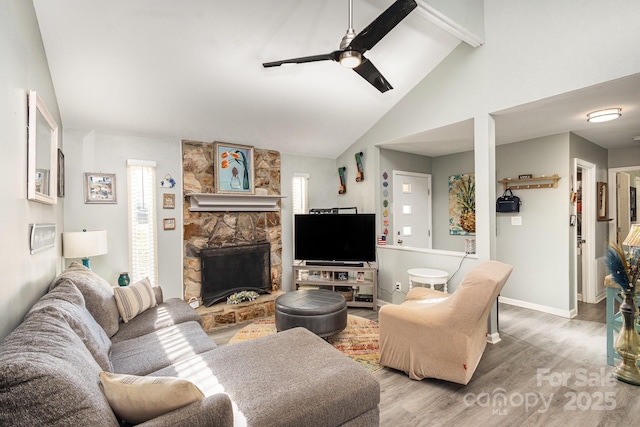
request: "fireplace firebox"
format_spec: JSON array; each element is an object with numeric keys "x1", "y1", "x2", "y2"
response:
[{"x1": 200, "y1": 242, "x2": 271, "y2": 307}]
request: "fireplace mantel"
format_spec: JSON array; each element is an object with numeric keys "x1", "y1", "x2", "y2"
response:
[{"x1": 188, "y1": 193, "x2": 284, "y2": 212}]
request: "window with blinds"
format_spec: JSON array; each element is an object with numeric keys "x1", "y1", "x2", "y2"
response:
[
  {"x1": 292, "y1": 174, "x2": 309, "y2": 215},
  {"x1": 127, "y1": 160, "x2": 158, "y2": 286}
]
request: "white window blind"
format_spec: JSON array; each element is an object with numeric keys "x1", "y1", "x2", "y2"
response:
[
  {"x1": 127, "y1": 160, "x2": 158, "y2": 286},
  {"x1": 292, "y1": 174, "x2": 309, "y2": 214}
]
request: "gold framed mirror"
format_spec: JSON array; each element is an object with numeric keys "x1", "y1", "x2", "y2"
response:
[{"x1": 27, "y1": 90, "x2": 58, "y2": 205}]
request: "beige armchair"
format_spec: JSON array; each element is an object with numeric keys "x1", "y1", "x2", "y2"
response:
[{"x1": 379, "y1": 260, "x2": 513, "y2": 385}]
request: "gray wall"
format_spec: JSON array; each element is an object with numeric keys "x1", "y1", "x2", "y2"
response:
[
  {"x1": 280, "y1": 153, "x2": 337, "y2": 292},
  {"x1": 432, "y1": 150, "x2": 475, "y2": 251},
  {"x1": 609, "y1": 147, "x2": 640, "y2": 168},
  {"x1": 495, "y1": 134, "x2": 571, "y2": 311},
  {"x1": 334, "y1": 0, "x2": 640, "y2": 314},
  {"x1": 63, "y1": 129, "x2": 184, "y2": 299},
  {"x1": 0, "y1": 0, "x2": 64, "y2": 340}
]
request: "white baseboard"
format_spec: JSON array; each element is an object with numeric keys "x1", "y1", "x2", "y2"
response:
[
  {"x1": 499, "y1": 296, "x2": 574, "y2": 319},
  {"x1": 486, "y1": 332, "x2": 501, "y2": 344}
]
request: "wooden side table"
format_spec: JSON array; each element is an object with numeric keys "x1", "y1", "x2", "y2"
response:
[{"x1": 408, "y1": 268, "x2": 449, "y2": 293}]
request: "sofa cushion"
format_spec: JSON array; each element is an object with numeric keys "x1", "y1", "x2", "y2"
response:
[
  {"x1": 111, "y1": 298, "x2": 203, "y2": 343},
  {"x1": 0, "y1": 309, "x2": 119, "y2": 427},
  {"x1": 27, "y1": 279, "x2": 113, "y2": 371},
  {"x1": 110, "y1": 321, "x2": 216, "y2": 376},
  {"x1": 50, "y1": 262, "x2": 120, "y2": 337},
  {"x1": 150, "y1": 327, "x2": 380, "y2": 426},
  {"x1": 99, "y1": 371, "x2": 205, "y2": 424},
  {"x1": 113, "y1": 277, "x2": 156, "y2": 323}
]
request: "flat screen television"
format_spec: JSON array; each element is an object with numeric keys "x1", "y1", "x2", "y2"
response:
[{"x1": 294, "y1": 213, "x2": 376, "y2": 265}]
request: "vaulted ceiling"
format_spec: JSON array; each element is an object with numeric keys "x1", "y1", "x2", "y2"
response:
[{"x1": 33, "y1": 0, "x2": 473, "y2": 158}]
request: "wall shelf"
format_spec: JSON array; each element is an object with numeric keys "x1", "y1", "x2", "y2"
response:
[
  {"x1": 498, "y1": 174, "x2": 561, "y2": 190},
  {"x1": 187, "y1": 193, "x2": 284, "y2": 212}
]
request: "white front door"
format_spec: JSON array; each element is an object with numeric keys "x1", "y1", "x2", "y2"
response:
[{"x1": 392, "y1": 171, "x2": 432, "y2": 249}]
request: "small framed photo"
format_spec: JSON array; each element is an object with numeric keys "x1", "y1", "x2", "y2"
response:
[
  {"x1": 214, "y1": 142, "x2": 255, "y2": 194},
  {"x1": 163, "y1": 193, "x2": 175, "y2": 209},
  {"x1": 356, "y1": 272, "x2": 365, "y2": 282},
  {"x1": 336, "y1": 271, "x2": 349, "y2": 281},
  {"x1": 84, "y1": 173, "x2": 116, "y2": 203},
  {"x1": 57, "y1": 149, "x2": 65, "y2": 198},
  {"x1": 163, "y1": 218, "x2": 176, "y2": 230}
]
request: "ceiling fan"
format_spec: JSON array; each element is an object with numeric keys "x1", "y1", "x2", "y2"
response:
[{"x1": 262, "y1": 0, "x2": 418, "y2": 93}]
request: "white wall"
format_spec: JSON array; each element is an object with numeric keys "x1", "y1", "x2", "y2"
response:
[
  {"x1": 0, "y1": 0, "x2": 64, "y2": 340},
  {"x1": 280, "y1": 153, "x2": 337, "y2": 291},
  {"x1": 63, "y1": 129, "x2": 184, "y2": 299}
]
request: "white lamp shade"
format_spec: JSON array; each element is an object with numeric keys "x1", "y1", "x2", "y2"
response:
[
  {"x1": 63, "y1": 230, "x2": 108, "y2": 258},
  {"x1": 623, "y1": 224, "x2": 640, "y2": 247}
]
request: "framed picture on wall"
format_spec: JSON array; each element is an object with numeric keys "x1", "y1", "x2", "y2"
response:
[
  {"x1": 631, "y1": 187, "x2": 637, "y2": 222},
  {"x1": 214, "y1": 142, "x2": 255, "y2": 194},
  {"x1": 163, "y1": 218, "x2": 176, "y2": 230},
  {"x1": 84, "y1": 173, "x2": 116, "y2": 204},
  {"x1": 57, "y1": 149, "x2": 65, "y2": 198},
  {"x1": 163, "y1": 193, "x2": 175, "y2": 209}
]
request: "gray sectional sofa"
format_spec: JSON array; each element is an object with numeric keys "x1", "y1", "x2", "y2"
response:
[{"x1": 0, "y1": 263, "x2": 379, "y2": 426}]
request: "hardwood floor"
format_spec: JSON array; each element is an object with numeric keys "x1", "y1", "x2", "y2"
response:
[{"x1": 207, "y1": 303, "x2": 640, "y2": 426}]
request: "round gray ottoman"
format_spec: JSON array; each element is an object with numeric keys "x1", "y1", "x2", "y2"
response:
[{"x1": 275, "y1": 290, "x2": 347, "y2": 338}]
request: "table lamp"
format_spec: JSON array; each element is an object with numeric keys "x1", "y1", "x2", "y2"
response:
[
  {"x1": 62, "y1": 229, "x2": 108, "y2": 269},
  {"x1": 623, "y1": 224, "x2": 640, "y2": 248}
]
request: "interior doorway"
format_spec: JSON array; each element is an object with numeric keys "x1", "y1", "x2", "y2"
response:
[
  {"x1": 574, "y1": 159, "x2": 597, "y2": 308},
  {"x1": 608, "y1": 166, "x2": 640, "y2": 246}
]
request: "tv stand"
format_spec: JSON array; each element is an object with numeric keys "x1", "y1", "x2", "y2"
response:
[
  {"x1": 305, "y1": 261, "x2": 364, "y2": 267},
  {"x1": 292, "y1": 262, "x2": 377, "y2": 311}
]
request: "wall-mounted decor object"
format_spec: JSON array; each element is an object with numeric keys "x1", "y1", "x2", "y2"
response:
[
  {"x1": 84, "y1": 172, "x2": 117, "y2": 204},
  {"x1": 30, "y1": 223, "x2": 56, "y2": 254},
  {"x1": 498, "y1": 174, "x2": 560, "y2": 190},
  {"x1": 518, "y1": 174, "x2": 533, "y2": 179},
  {"x1": 355, "y1": 152, "x2": 364, "y2": 182},
  {"x1": 631, "y1": 187, "x2": 637, "y2": 222},
  {"x1": 338, "y1": 166, "x2": 347, "y2": 194},
  {"x1": 214, "y1": 142, "x2": 254, "y2": 194},
  {"x1": 163, "y1": 193, "x2": 175, "y2": 209},
  {"x1": 27, "y1": 90, "x2": 58, "y2": 205},
  {"x1": 57, "y1": 149, "x2": 65, "y2": 198},
  {"x1": 160, "y1": 174, "x2": 176, "y2": 188},
  {"x1": 597, "y1": 181, "x2": 611, "y2": 221},
  {"x1": 163, "y1": 218, "x2": 176, "y2": 230},
  {"x1": 449, "y1": 173, "x2": 476, "y2": 235}
]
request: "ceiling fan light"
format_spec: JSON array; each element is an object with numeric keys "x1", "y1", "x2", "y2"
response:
[
  {"x1": 587, "y1": 108, "x2": 621, "y2": 123},
  {"x1": 339, "y1": 50, "x2": 362, "y2": 69}
]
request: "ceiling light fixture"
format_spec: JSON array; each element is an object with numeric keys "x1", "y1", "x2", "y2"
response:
[
  {"x1": 587, "y1": 108, "x2": 622, "y2": 123},
  {"x1": 339, "y1": 50, "x2": 362, "y2": 69}
]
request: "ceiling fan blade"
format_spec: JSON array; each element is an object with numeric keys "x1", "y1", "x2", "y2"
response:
[
  {"x1": 348, "y1": 0, "x2": 417, "y2": 54},
  {"x1": 353, "y1": 57, "x2": 393, "y2": 93},
  {"x1": 263, "y1": 52, "x2": 339, "y2": 68}
]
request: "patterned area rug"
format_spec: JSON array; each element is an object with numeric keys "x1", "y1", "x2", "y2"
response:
[{"x1": 228, "y1": 314, "x2": 381, "y2": 373}]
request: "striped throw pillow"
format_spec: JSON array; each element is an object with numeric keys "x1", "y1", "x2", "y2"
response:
[
  {"x1": 99, "y1": 371, "x2": 204, "y2": 424},
  {"x1": 113, "y1": 277, "x2": 156, "y2": 323}
]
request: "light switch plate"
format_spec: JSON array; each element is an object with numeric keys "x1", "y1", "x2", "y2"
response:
[{"x1": 511, "y1": 216, "x2": 522, "y2": 226}]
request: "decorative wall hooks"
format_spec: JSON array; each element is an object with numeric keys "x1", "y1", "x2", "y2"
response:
[
  {"x1": 355, "y1": 152, "x2": 364, "y2": 182},
  {"x1": 338, "y1": 167, "x2": 347, "y2": 194}
]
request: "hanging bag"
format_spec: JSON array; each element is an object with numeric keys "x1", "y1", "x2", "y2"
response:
[{"x1": 496, "y1": 188, "x2": 521, "y2": 213}]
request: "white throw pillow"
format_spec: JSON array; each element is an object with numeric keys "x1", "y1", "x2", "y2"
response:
[
  {"x1": 99, "y1": 371, "x2": 204, "y2": 424},
  {"x1": 113, "y1": 277, "x2": 157, "y2": 323}
]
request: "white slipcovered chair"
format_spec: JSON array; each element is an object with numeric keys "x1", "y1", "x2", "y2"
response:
[{"x1": 379, "y1": 260, "x2": 513, "y2": 385}]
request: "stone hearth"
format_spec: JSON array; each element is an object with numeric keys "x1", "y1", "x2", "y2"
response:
[{"x1": 196, "y1": 292, "x2": 282, "y2": 332}]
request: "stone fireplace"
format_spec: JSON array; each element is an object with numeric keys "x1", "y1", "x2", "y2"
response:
[
  {"x1": 182, "y1": 140, "x2": 282, "y2": 329},
  {"x1": 200, "y1": 242, "x2": 271, "y2": 306}
]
